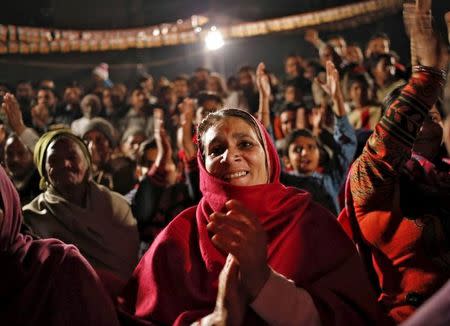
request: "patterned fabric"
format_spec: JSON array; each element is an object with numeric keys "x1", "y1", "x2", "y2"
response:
[{"x1": 347, "y1": 70, "x2": 450, "y2": 323}]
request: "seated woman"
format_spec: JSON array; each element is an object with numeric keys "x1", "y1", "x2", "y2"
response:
[
  {"x1": 118, "y1": 108, "x2": 381, "y2": 325},
  {"x1": 22, "y1": 129, "x2": 139, "y2": 280},
  {"x1": 339, "y1": 13, "x2": 450, "y2": 324},
  {"x1": 0, "y1": 165, "x2": 120, "y2": 325}
]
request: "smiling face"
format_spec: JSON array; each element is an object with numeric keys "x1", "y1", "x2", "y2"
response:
[
  {"x1": 45, "y1": 137, "x2": 89, "y2": 190},
  {"x1": 288, "y1": 135, "x2": 320, "y2": 175},
  {"x1": 202, "y1": 117, "x2": 268, "y2": 186}
]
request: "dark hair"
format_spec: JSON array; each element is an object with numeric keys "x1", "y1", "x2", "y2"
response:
[
  {"x1": 197, "y1": 108, "x2": 264, "y2": 157},
  {"x1": 283, "y1": 129, "x2": 315, "y2": 156},
  {"x1": 174, "y1": 75, "x2": 189, "y2": 83},
  {"x1": 367, "y1": 53, "x2": 394, "y2": 74},
  {"x1": 195, "y1": 67, "x2": 210, "y2": 74},
  {"x1": 197, "y1": 91, "x2": 223, "y2": 108},
  {"x1": 369, "y1": 32, "x2": 390, "y2": 43},
  {"x1": 238, "y1": 66, "x2": 254, "y2": 75}
]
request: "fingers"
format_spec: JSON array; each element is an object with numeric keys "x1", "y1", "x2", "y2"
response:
[
  {"x1": 416, "y1": 0, "x2": 431, "y2": 12},
  {"x1": 225, "y1": 200, "x2": 258, "y2": 224},
  {"x1": 256, "y1": 62, "x2": 266, "y2": 76}
]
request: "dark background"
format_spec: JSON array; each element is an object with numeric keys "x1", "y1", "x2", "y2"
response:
[{"x1": 0, "y1": 0, "x2": 448, "y2": 88}]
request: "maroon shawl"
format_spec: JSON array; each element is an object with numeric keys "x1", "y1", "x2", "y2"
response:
[
  {"x1": 119, "y1": 113, "x2": 380, "y2": 325},
  {"x1": 0, "y1": 165, "x2": 120, "y2": 326}
]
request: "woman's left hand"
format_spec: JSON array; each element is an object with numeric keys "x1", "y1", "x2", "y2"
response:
[{"x1": 208, "y1": 199, "x2": 270, "y2": 301}]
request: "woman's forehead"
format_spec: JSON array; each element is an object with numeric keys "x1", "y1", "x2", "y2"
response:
[{"x1": 204, "y1": 117, "x2": 257, "y2": 142}]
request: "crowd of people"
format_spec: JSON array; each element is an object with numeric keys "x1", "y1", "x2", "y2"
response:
[{"x1": 0, "y1": 6, "x2": 449, "y2": 326}]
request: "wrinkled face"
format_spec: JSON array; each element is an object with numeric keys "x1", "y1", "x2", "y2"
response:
[
  {"x1": 121, "y1": 134, "x2": 146, "y2": 161},
  {"x1": 174, "y1": 80, "x2": 189, "y2": 99},
  {"x1": 413, "y1": 107, "x2": 444, "y2": 161},
  {"x1": 280, "y1": 111, "x2": 296, "y2": 137},
  {"x1": 285, "y1": 57, "x2": 300, "y2": 77},
  {"x1": 5, "y1": 137, "x2": 34, "y2": 179},
  {"x1": 16, "y1": 83, "x2": 33, "y2": 101},
  {"x1": 346, "y1": 45, "x2": 364, "y2": 64},
  {"x1": 83, "y1": 130, "x2": 111, "y2": 167},
  {"x1": 202, "y1": 117, "x2": 268, "y2": 186},
  {"x1": 366, "y1": 38, "x2": 390, "y2": 58},
  {"x1": 37, "y1": 89, "x2": 56, "y2": 108},
  {"x1": 45, "y1": 137, "x2": 89, "y2": 189},
  {"x1": 288, "y1": 136, "x2": 320, "y2": 174},
  {"x1": 131, "y1": 90, "x2": 147, "y2": 110}
]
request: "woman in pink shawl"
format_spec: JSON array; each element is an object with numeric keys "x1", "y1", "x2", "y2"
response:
[
  {"x1": 0, "y1": 164, "x2": 120, "y2": 325},
  {"x1": 118, "y1": 108, "x2": 382, "y2": 325}
]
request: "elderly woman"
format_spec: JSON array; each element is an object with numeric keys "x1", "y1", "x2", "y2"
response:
[
  {"x1": 22, "y1": 129, "x2": 139, "y2": 280},
  {"x1": 118, "y1": 108, "x2": 381, "y2": 325},
  {"x1": 0, "y1": 165, "x2": 120, "y2": 325}
]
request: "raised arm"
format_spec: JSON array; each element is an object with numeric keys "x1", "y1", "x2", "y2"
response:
[{"x1": 350, "y1": 9, "x2": 447, "y2": 213}]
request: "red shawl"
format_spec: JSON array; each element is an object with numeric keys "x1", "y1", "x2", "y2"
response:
[
  {"x1": 0, "y1": 165, "x2": 120, "y2": 326},
  {"x1": 119, "y1": 113, "x2": 380, "y2": 325}
]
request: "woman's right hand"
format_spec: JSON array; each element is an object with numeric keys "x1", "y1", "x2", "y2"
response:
[
  {"x1": 208, "y1": 200, "x2": 270, "y2": 301},
  {"x1": 407, "y1": 7, "x2": 448, "y2": 69}
]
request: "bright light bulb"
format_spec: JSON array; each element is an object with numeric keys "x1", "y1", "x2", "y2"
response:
[{"x1": 205, "y1": 27, "x2": 224, "y2": 50}]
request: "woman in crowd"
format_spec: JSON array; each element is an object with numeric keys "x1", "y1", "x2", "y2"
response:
[
  {"x1": 344, "y1": 73, "x2": 382, "y2": 130},
  {"x1": 0, "y1": 164, "x2": 120, "y2": 325},
  {"x1": 22, "y1": 129, "x2": 139, "y2": 280},
  {"x1": 339, "y1": 12, "x2": 450, "y2": 324},
  {"x1": 118, "y1": 108, "x2": 381, "y2": 325}
]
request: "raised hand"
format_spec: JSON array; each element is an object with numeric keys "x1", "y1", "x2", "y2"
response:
[
  {"x1": 405, "y1": 5, "x2": 448, "y2": 69},
  {"x1": 207, "y1": 200, "x2": 270, "y2": 301},
  {"x1": 177, "y1": 98, "x2": 196, "y2": 159},
  {"x1": 2, "y1": 93, "x2": 26, "y2": 134},
  {"x1": 256, "y1": 62, "x2": 271, "y2": 99},
  {"x1": 153, "y1": 108, "x2": 172, "y2": 167},
  {"x1": 315, "y1": 61, "x2": 346, "y2": 117},
  {"x1": 304, "y1": 29, "x2": 321, "y2": 47}
]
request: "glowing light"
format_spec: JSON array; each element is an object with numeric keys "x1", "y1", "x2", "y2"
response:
[{"x1": 205, "y1": 27, "x2": 224, "y2": 51}]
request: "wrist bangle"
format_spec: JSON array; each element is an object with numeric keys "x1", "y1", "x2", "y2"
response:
[{"x1": 412, "y1": 65, "x2": 447, "y2": 82}]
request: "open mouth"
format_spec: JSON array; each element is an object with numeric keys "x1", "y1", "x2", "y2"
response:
[{"x1": 223, "y1": 171, "x2": 249, "y2": 181}]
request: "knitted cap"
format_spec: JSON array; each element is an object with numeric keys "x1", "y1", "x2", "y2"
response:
[{"x1": 81, "y1": 117, "x2": 117, "y2": 148}]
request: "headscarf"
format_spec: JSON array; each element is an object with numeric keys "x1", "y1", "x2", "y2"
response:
[
  {"x1": 119, "y1": 109, "x2": 380, "y2": 325},
  {"x1": 33, "y1": 129, "x2": 91, "y2": 189},
  {"x1": 0, "y1": 165, "x2": 120, "y2": 325}
]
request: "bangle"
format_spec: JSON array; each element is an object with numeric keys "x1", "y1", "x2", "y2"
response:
[{"x1": 412, "y1": 65, "x2": 447, "y2": 82}]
